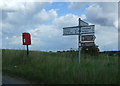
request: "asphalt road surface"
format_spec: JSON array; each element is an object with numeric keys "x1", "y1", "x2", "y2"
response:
[{"x1": 2, "y1": 75, "x2": 30, "y2": 84}]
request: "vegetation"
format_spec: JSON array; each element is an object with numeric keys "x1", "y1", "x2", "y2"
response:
[
  {"x1": 81, "y1": 46, "x2": 99, "y2": 56},
  {"x1": 2, "y1": 49, "x2": 118, "y2": 84}
]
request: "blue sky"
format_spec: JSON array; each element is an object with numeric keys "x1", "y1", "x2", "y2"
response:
[
  {"x1": 0, "y1": 1, "x2": 119, "y2": 52},
  {"x1": 45, "y1": 2, "x2": 88, "y2": 17}
]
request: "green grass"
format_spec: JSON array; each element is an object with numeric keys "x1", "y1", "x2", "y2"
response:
[{"x1": 2, "y1": 49, "x2": 118, "y2": 84}]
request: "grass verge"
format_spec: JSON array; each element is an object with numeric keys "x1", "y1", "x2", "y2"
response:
[{"x1": 2, "y1": 49, "x2": 118, "y2": 84}]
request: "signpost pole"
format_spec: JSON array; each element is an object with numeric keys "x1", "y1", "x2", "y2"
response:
[
  {"x1": 78, "y1": 18, "x2": 81, "y2": 64},
  {"x1": 27, "y1": 45, "x2": 29, "y2": 55}
]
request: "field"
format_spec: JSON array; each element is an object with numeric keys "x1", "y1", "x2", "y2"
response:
[{"x1": 2, "y1": 49, "x2": 118, "y2": 84}]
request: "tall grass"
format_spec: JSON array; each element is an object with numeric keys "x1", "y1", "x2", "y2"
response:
[{"x1": 2, "y1": 49, "x2": 118, "y2": 84}]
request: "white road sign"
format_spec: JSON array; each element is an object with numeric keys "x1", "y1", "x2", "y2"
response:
[
  {"x1": 63, "y1": 25, "x2": 94, "y2": 35},
  {"x1": 80, "y1": 20, "x2": 89, "y2": 26},
  {"x1": 81, "y1": 25, "x2": 95, "y2": 34},
  {"x1": 63, "y1": 26, "x2": 79, "y2": 35}
]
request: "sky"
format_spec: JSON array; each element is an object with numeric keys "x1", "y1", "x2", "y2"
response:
[{"x1": 0, "y1": 1, "x2": 119, "y2": 52}]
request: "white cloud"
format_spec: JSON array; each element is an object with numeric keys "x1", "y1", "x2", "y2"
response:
[
  {"x1": 28, "y1": 25, "x2": 60, "y2": 40},
  {"x1": 53, "y1": 13, "x2": 86, "y2": 28},
  {"x1": 0, "y1": 1, "x2": 50, "y2": 12},
  {"x1": 2, "y1": 2, "x2": 84, "y2": 51},
  {"x1": 10, "y1": 36, "x2": 22, "y2": 45},
  {"x1": 27, "y1": 24, "x2": 77, "y2": 51},
  {"x1": 5, "y1": 37, "x2": 8, "y2": 40},
  {"x1": 68, "y1": 2, "x2": 88, "y2": 10},
  {"x1": 2, "y1": 35, "x2": 23, "y2": 49},
  {"x1": 26, "y1": 13, "x2": 83, "y2": 51},
  {"x1": 114, "y1": 20, "x2": 118, "y2": 29},
  {"x1": 0, "y1": 1, "x2": 25, "y2": 11},
  {"x1": 1, "y1": 2, "x2": 57, "y2": 50},
  {"x1": 1, "y1": 2, "x2": 119, "y2": 51},
  {"x1": 2, "y1": 23, "x2": 14, "y2": 30},
  {"x1": 53, "y1": 14, "x2": 79, "y2": 27},
  {"x1": 2, "y1": 2, "x2": 51, "y2": 24},
  {"x1": 68, "y1": 2, "x2": 118, "y2": 27},
  {"x1": 2, "y1": 2, "x2": 55, "y2": 37},
  {"x1": 33, "y1": 9, "x2": 57, "y2": 23},
  {"x1": 95, "y1": 24, "x2": 118, "y2": 51},
  {"x1": 85, "y1": 2, "x2": 118, "y2": 27}
]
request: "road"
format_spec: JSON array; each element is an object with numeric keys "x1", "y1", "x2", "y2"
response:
[{"x1": 2, "y1": 75, "x2": 30, "y2": 84}]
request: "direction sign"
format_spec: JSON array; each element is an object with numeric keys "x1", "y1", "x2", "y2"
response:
[
  {"x1": 63, "y1": 18, "x2": 96, "y2": 64},
  {"x1": 80, "y1": 20, "x2": 89, "y2": 26},
  {"x1": 63, "y1": 25, "x2": 94, "y2": 35},
  {"x1": 81, "y1": 25, "x2": 94, "y2": 34},
  {"x1": 81, "y1": 42, "x2": 95, "y2": 47},
  {"x1": 81, "y1": 35, "x2": 95, "y2": 41},
  {"x1": 63, "y1": 26, "x2": 79, "y2": 35}
]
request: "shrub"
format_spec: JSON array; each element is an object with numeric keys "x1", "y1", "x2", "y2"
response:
[{"x1": 81, "y1": 45, "x2": 99, "y2": 56}]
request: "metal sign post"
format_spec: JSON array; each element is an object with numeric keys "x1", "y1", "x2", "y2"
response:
[
  {"x1": 78, "y1": 18, "x2": 81, "y2": 64},
  {"x1": 63, "y1": 18, "x2": 95, "y2": 64}
]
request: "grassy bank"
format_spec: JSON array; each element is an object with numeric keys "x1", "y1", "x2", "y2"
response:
[{"x1": 2, "y1": 49, "x2": 118, "y2": 84}]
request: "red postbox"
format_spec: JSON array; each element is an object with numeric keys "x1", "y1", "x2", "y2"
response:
[{"x1": 22, "y1": 32, "x2": 31, "y2": 45}]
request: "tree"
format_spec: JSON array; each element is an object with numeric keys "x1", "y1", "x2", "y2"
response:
[{"x1": 81, "y1": 45, "x2": 99, "y2": 56}]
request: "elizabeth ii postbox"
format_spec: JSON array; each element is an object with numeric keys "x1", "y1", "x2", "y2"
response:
[{"x1": 22, "y1": 32, "x2": 31, "y2": 45}]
